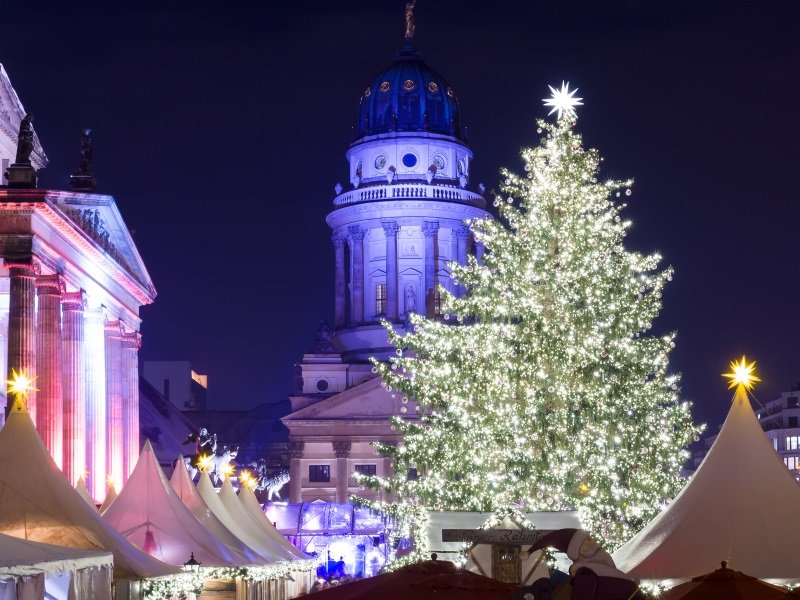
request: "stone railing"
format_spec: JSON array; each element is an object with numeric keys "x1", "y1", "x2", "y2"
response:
[{"x1": 333, "y1": 182, "x2": 485, "y2": 208}]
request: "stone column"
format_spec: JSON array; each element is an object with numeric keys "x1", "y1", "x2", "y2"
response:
[
  {"x1": 333, "y1": 440, "x2": 352, "y2": 504},
  {"x1": 422, "y1": 221, "x2": 439, "y2": 316},
  {"x1": 35, "y1": 274, "x2": 65, "y2": 468},
  {"x1": 455, "y1": 226, "x2": 471, "y2": 297},
  {"x1": 62, "y1": 291, "x2": 86, "y2": 485},
  {"x1": 104, "y1": 320, "x2": 124, "y2": 490},
  {"x1": 475, "y1": 241, "x2": 486, "y2": 266},
  {"x1": 382, "y1": 221, "x2": 399, "y2": 321},
  {"x1": 333, "y1": 235, "x2": 347, "y2": 328},
  {"x1": 84, "y1": 307, "x2": 107, "y2": 500},
  {"x1": 121, "y1": 331, "x2": 141, "y2": 479},
  {"x1": 5, "y1": 261, "x2": 38, "y2": 418},
  {"x1": 288, "y1": 442, "x2": 305, "y2": 504},
  {"x1": 348, "y1": 226, "x2": 365, "y2": 324}
]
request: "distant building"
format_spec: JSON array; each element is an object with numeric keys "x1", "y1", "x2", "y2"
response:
[
  {"x1": 693, "y1": 388, "x2": 800, "y2": 478},
  {"x1": 281, "y1": 28, "x2": 488, "y2": 503},
  {"x1": 143, "y1": 360, "x2": 208, "y2": 410},
  {"x1": 0, "y1": 64, "x2": 156, "y2": 500}
]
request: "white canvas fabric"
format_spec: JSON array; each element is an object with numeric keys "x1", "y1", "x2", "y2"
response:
[
  {"x1": 196, "y1": 474, "x2": 285, "y2": 562},
  {"x1": 0, "y1": 399, "x2": 177, "y2": 580},
  {"x1": 74, "y1": 478, "x2": 95, "y2": 509},
  {"x1": 0, "y1": 532, "x2": 111, "y2": 577},
  {"x1": 103, "y1": 441, "x2": 246, "y2": 567},
  {"x1": 613, "y1": 385, "x2": 800, "y2": 585},
  {"x1": 98, "y1": 486, "x2": 116, "y2": 515},
  {"x1": 238, "y1": 486, "x2": 307, "y2": 560},
  {"x1": 169, "y1": 457, "x2": 263, "y2": 565}
]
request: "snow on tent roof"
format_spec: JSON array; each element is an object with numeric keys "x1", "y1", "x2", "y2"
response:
[
  {"x1": 0, "y1": 399, "x2": 177, "y2": 580},
  {"x1": 196, "y1": 473, "x2": 286, "y2": 563},
  {"x1": 613, "y1": 385, "x2": 800, "y2": 586},
  {"x1": 169, "y1": 456, "x2": 264, "y2": 565},
  {"x1": 103, "y1": 441, "x2": 245, "y2": 567},
  {"x1": 237, "y1": 485, "x2": 308, "y2": 560},
  {"x1": 0, "y1": 531, "x2": 112, "y2": 577}
]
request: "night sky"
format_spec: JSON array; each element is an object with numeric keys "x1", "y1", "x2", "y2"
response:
[{"x1": 2, "y1": 1, "x2": 799, "y2": 433}]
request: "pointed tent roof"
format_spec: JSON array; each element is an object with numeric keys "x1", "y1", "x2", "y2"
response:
[
  {"x1": 196, "y1": 473, "x2": 287, "y2": 563},
  {"x1": 169, "y1": 457, "x2": 264, "y2": 564},
  {"x1": 103, "y1": 441, "x2": 245, "y2": 567},
  {"x1": 238, "y1": 485, "x2": 308, "y2": 560},
  {"x1": 0, "y1": 399, "x2": 176, "y2": 580},
  {"x1": 99, "y1": 484, "x2": 117, "y2": 514},
  {"x1": 75, "y1": 476, "x2": 95, "y2": 508},
  {"x1": 613, "y1": 385, "x2": 800, "y2": 585}
]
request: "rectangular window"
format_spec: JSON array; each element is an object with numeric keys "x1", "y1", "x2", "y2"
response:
[
  {"x1": 774, "y1": 438, "x2": 779, "y2": 450},
  {"x1": 789, "y1": 416, "x2": 799, "y2": 428},
  {"x1": 433, "y1": 290, "x2": 442, "y2": 316},
  {"x1": 375, "y1": 283, "x2": 387, "y2": 315},
  {"x1": 354, "y1": 464, "x2": 376, "y2": 477},
  {"x1": 787, "y1": 436, "x2": 800, "y2": 451},
  {"x1": 308, "y1": 465, "x2": 330, "y2": 482},
  {"x1": 785, "y1": 456, "x2": 799, "y2": 471},
  {"x1": 789, "y1": 397, "x2": 799, "y2": 409}
]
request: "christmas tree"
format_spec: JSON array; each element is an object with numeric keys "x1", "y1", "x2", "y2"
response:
[{"x1": 359, "y1": 84, "x2": 702, "y2": 553}]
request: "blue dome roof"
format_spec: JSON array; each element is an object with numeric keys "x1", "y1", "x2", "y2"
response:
[{"x1": 355, "y1": 45, "x2": 463, "y2": 142}]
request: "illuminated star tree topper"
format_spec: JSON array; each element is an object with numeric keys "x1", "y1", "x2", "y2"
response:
[
  {"x1": 6, "y1": 369, "x2": 37, "y2": 405},
  {"x1": 543, "y1": 81, "x2": 584, "y2": 120},
  {"x1": 722, "y1": 356, "x2": 760, "y2": 390}
]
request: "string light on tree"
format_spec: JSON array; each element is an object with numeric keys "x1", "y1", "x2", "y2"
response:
[{"x1": 357, "y1": 83, "x2": 702, "y2": 556}]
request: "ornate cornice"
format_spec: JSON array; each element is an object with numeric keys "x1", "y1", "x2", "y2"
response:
[
  {"x1": 61, "y1": 290, "x2": 86, "y2": 311},
  {"x1": 381, "y1": 220, "x2": 400, "y2": 236},
  {"x1": 422, "y1": 221, "x2": 440, "y2": 237},
  {"x1": 348, "y1": 225, "x2": 365, "y2": 242},
  {"x1": 454, "y1": 225, "x2": 472, "y2": 239},
  {"x1": 35, "y1": 273, "x2": 65, "y2": 295},
  {"x1": 333, "y1": 440, "x2": 352, "y2": 458},
  {"x1": 288, "y1": 441, "x2": 305, "y2": 459}
]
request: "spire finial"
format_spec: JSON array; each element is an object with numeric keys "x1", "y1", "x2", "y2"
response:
[{"x1": 405, "y1": 1, "x2": 416, "y2": 41}]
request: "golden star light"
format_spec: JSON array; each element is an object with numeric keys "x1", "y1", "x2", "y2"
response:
[
  {"x1": 6, "y1": 369, "x2": 37, "y2": 400},
  {"x1": 722, "y1": 356, "x2": 761, "y2": 390},
  {"x1": 543, "y1": 81, "x2": 583, "y2": 119},
  {"x1": 198, "y1": 454, "x2": 212, "y2": 472}
]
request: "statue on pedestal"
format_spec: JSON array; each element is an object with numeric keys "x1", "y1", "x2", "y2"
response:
[
  {"x1": 5, "y1": 113, "x2": 38, "y2": 188},
  {"x1": 70, "y1": 128, "x2": 97, "y2": 191}
]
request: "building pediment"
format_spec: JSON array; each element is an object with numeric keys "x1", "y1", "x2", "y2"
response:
[
  {"x1": 47, "y1": 192, "x2": 156, "y2": 299},
  {"x1": 282, "y1": 375, "x2": 405, "y2": 422},
  {"x1": 0, "y1": 64, "x2": 47, "y2": 170}
]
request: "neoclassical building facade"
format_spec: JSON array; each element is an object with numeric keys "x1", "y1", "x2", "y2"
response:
[
  {"x1": 0, "y1": 65, "x2": 156, "y2": 500},
  {"x1": 282, "y1": 38, "x2": 488, "y2": 503}
]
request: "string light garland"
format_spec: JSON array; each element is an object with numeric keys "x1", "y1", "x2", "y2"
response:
[{"x1": 356, "y1": 90, "x2": 703, "y2": 554}]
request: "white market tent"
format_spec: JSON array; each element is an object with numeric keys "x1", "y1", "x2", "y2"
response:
[
  {"x1": 103, "y1": 441, "x2": 247, "y2": 567},
  {"x1": 75, "y1": 477, "x2": 95, "y2": 508},
  {"x1": 0, "y1": 532, "x2": 112, "y2": 599},
  {"x1": 196, "y1": 473, "x2": 288, "y2": 562},
  {"x1": 0, "y1": 399, "x2": 177, "y2": 581},
  {"x1": 169, "y1": 457, "x2": 264, "y2": 564},
  {"x1": 237, "y1": 484, "x2": 308, "y2": 560},
  {"x1": 98, "y1": 485, "x2": 117, "y2": 514},
  {"x1": 613, "y1": 384, "x2": 800, "y2": 586}
]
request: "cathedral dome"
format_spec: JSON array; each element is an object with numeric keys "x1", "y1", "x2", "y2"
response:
[{"x1": 354, "y1": 44, "x2": 463, "y2": 142}]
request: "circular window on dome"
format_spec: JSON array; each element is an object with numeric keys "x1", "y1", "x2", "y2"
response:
[
  {"x1": 374, "y1": 155, "x2": 387, "y2": 170},
  {"x1": 380, "y1": 81, "x2": 390, "y2": 93},
  {"x1": 316, "y1": 379, "x2": 329, "y2": 392},
  {"x1": 402, "y1": 153, "x2": 418, "y2": 168},
  {"x1": 447, "y1": 87, "x2": 455, "y2": 98},
  {"x1": 403, "y1": 79, "x2": 416, "y2": 91},
  {"x1": 428, "y1": 81, "x2": 439, "y2": 93},
  {"x1": 433, "y1": 155, "x2": 446, "y2": 171},
  {"x1": 364, "y1": 87, "x2": 371, "y2": 97}
]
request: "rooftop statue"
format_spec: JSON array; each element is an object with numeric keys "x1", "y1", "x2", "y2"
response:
[{"x1": 14, "y1": 113, "x2": 34, "y2": 164}]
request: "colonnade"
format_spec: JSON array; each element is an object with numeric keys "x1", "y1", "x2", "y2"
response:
[
  {"x1": 4, "y1": 259, "x2": 140, "y2": 500},
  {"x1": 332, "y1": 220, "x2": 485, "y2": 328}
]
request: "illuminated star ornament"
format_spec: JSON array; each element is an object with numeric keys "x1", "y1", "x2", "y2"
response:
[
  {"x1": 722, "y1": 356, "x2": 761, "y2": 390},
  {"x1": 6, "y1": 369, "x2": 37, "y2": 400},
  {"x1": 543, "y1": 81, "x2": 584, "y2": 120}
]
